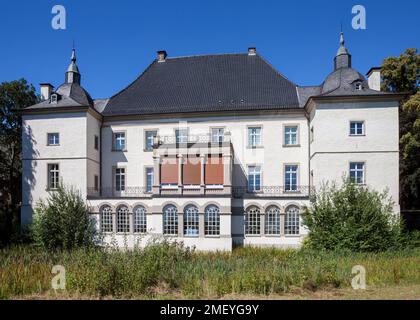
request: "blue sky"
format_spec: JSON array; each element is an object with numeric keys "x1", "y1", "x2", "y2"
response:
[{"x1": 0, "y1": 0, "x2": 418, "y2": 99}]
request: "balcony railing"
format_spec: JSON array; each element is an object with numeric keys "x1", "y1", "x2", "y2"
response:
[
  {"x1": 87, "y1": 187, "x2": 152, "y2": 198},
  {"x1": 87, "y1": 185, "x2": 313, "y2": 199},
  {"x1": 232, "y1": 186, "x2": 313, "y2": 198},
  {"x1": 157, "y1": 133, "x2": 231, "y2": 145}
]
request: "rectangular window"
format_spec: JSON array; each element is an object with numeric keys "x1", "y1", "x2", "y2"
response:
[
  {"x1": 175, "y1": 129, "x2": 188, "y2": 143},
  {"x1": 146, "y1": 167, "x2": 153, "y2": 193},
  {"x1": 285, "y1": 165, "x2": 298, "y2": 192},
  {"x1": 47, "y1": 133, "x2": 60, "y2": 146},
  {"x1": 160, "y1": 158, "x2": 179, "y2": 186},
  {"x1": 284, "y1": 126, "x2": 298, "y2": 146},
  {"x1": 183, "y1": 157, "x2": 201, "y2": 185},
  {"x1": 248, "y1": 166, "x2": 261, "y2": 192},
  {"x1": 205, "y1": 155, "x2": 224, "y2": 185},
  {"x1": 48, "y1": 164, "x2": 60, "y2": 189},
  {"x1": 350, "y1": 162, "x2": 365, "y2": 184},
  {"x1": 211, "y1": 128, "x2": 224, "y2": 143},
  {"x1": 350, "y1": 121, "x2": 364, "y2": 135},
  {"x1": 248, "y1": 127, "x2": 261, "y2": 148},
  {"x1": 145, "y1": 130, "x2": 157, "y2": 151},
  {"x1": 113, "y1": 132, "x2": 126, "y2": 151},
  {"x1": 94, "y1": 135, "x2": 99, "y2": 150},
  {"x1": 94, "y1": 175, "x2": 99, "y2": 191},
  {"x1": 115, "y1": 168, "x2": 126, "y2": 191}
]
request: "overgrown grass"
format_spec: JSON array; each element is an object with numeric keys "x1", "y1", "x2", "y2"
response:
[{"x1": 1, "y1": 242, "x2": 420, "y2": 299}]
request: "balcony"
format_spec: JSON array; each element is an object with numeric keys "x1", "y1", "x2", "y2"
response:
[
  {"x1": 87, "y1": 187, "x2": 152, "y2": 199},
  {"x1": 87, "y1": 185, "x2": 313, "y2": 199},
  {"x1": 156, "y1": 132, "x2": 231, "y2": 148},
  {"x1": 232, "y1": 186, "x2": 313, "y2": 198}
]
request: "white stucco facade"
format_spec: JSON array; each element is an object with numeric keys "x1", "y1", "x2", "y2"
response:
[{"x1": 21, "y1": 40, "x2": 403, "y2": 251}]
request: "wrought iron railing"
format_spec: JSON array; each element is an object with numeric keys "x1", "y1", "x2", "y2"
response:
[
  {"x1": 87, "y1": 187, "x2": 152, "y2": 198},
  {"x1": 158, "y1": 133, "x2": 231, "y2": 145},
  {"x1": 232, "y1": 186, "x2": 313, "y2": 198},
  {"x1": 87, "y1": 185, "x2": 313, "y2": 198}
]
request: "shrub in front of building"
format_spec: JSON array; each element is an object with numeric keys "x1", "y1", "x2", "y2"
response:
[
  {"x1": 31, "y1": 185, "x2": 95, "y2": 250},
  {"x1": 302, "y1": 179, "x2": 402, "y2": 252}
]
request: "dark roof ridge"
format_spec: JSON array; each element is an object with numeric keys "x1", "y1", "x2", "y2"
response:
[{"x1": 255, "y1": 53, "x2": 298, "y2": 87}]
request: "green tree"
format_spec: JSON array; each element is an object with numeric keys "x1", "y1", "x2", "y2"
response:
[
  {"x1": 0, "y1": 79, "x2": 38, "y2": 245},
  {"x1": 302, "y1": 179, "x2": 401, "y2": 252},
  {"x1": 381, "y1": 48, "x2": 420, "y2": 210},
  {"x1": 32, "y1": 185, "x2": 96, "y2": 250}
]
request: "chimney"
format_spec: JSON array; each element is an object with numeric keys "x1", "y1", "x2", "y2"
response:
[
  {"x1": 157, "y1": 50, "x2": 167, "y2": 62},
  {"x1": 248, "y1": 47, "x2": 256, "y2": 56},
  {"x1": 366, "y1": 67, "x2": 381, "y2": 91},
  {"x1": 40, "y1": 83, "x2": 54, "y2": 101}
]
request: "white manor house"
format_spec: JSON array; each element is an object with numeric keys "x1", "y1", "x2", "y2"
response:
[{"x1": 21, "y1": 33, "x2": 403, "y2": 251}]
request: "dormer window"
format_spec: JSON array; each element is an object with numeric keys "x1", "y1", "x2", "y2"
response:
[
  {"x1": 355, "y1": 82, "x2": 363, "y2": 91},
  {"x1": 50, "y1": 94, "x2": 58, "y2": 104}
]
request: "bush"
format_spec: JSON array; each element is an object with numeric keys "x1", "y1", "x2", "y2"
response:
[
  {"x1": 302, "y1": 179, "x2": 402, "y2": 252},
  {"x1": 31, "y1": 185, "x2": 95, "y2": 250}
]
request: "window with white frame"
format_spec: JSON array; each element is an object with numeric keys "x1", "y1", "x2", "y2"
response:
[
  {"x1": 285, "y1": 165, "x2": 298, "y2": 191},
  {"x1": 133, "y1": 205, "x2": 147, "y2": 233},
  {"x1": 211, "y1": 128, "x2": 224, "y2": 143},
  {"x1": 47, "y1": 133, "x2": 60, "y2": 146},
  {"x1": 265, "y1": 206, "x2": 281, "y2": 235},
  {"x1": 248, "y1": 127, "x2": 261, "y2": 147},
  {"x1": 100, "y1": 205, "x2": 113, "y2": 233},
  {"x1": 115, "y1": 168, "x2": 126, "y2": 192},
  {"x1": 245, "y1": 206, "x2": 260, "y2": 235},
  {"x1": 350, "y1": 162, "x2": 365, "y2": 184},
  {"x1": 146, "y1": 167, "x2": 153, "y2": 193},
  {"x1": 248, "y1": 166, "x2": 261, "y2": 192},
  {"x1": 163, "y1": 205, "x2": 178, "y2": 235},
  {"x1": 117, "y1": 206, "x2": 129, "y2": 233},
  {"x1": 205, "y1": 205, "x2": 220, "y2": 236},
  {"x1": 47, "y1": 163, "x2": 60, "y2": 190},
  {"x1": 184, "y1": 205, "x2": 199, "y2": 237},
  {"x1": 350, "y1": 121, "x2": 364, "y2": 135},
  {"x1": 175, "y1": 128, "x2": 188, "y2": 143},
  {"x1": 145, "y1": 130, "x2": 157, "y2": 151},
  {"x1": 285, "y1": 205, "x2": 300, "y2": 235},
  {"x1": 114, "y1": 132, "x2": 126, "y2": 151},
  {"x1": 284, "y1": 126, "x2": 298, "y2": 146}
]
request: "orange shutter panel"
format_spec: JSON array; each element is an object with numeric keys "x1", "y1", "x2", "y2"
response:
[
  {"x1": 160, "y1": 158, "x2": 178, "y2": 184},
  {"x1": 183, "y1": 157, "x2": 201, "y2": 185},
  {"x1": 205, "y1": 155, "x2": 224, "y2": 185}
]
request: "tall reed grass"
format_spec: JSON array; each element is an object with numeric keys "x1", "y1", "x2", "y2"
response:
[{"x1": 1, "y1": 242, "x2": 420, "y2": 299}]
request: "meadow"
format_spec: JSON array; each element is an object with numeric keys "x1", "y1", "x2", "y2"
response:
[{"x1": 1, "y1": 242, "x2": 420, "y2": 299}]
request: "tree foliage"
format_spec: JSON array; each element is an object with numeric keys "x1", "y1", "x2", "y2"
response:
[
  {"x1": 302, "y1": 180, "x2": 401, "y2": 252},
  {"x1": 31, "y1": 185, "x2": 96, "y2": 250},
  {"x1": 0, "y1": 79, "x2": 38, "y2": 246},
  {"x1": 381, "y1": 48, "x2": 420, "y2": 210}
]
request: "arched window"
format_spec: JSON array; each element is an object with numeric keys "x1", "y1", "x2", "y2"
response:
[
  {"x1": 133, "y1": 205, "x2": 147, "y2": 233},
  {"x1": 117, "y1": 205, "x2": 129, "y2": 233},
  {"x1": 184, "y1": 205, "x2": 199, "y2": 237},
  {"x1": 245, "y1": 206, "x2": 260, "y2": 235},
  {"x1": 265, "y1": 206, "x2": 281, "y2": 235},
  {"x1": 205, "y1": 205, "x2": 220, "y2": 236},
  {"x1": 163, "y1": 205, "x2": 178, "y2": 235},
  {"x1": 100, "y1": 205, "x2": 113, "y2": 232},
  {"x1": 285, "y1": 205, "x2": 300, "y2": 235}
]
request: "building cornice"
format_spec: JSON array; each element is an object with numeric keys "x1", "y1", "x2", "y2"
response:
[{"x1": 304, "y1": 93, "x2": 407, "y2": 114}]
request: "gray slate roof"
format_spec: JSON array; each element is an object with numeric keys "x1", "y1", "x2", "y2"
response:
[
  {"x1": 103, "y1": 53, "x2": 300, "y2": 116},
  {"x1": 25, "y1": 83, "x2": 94, "y2": 110}
]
